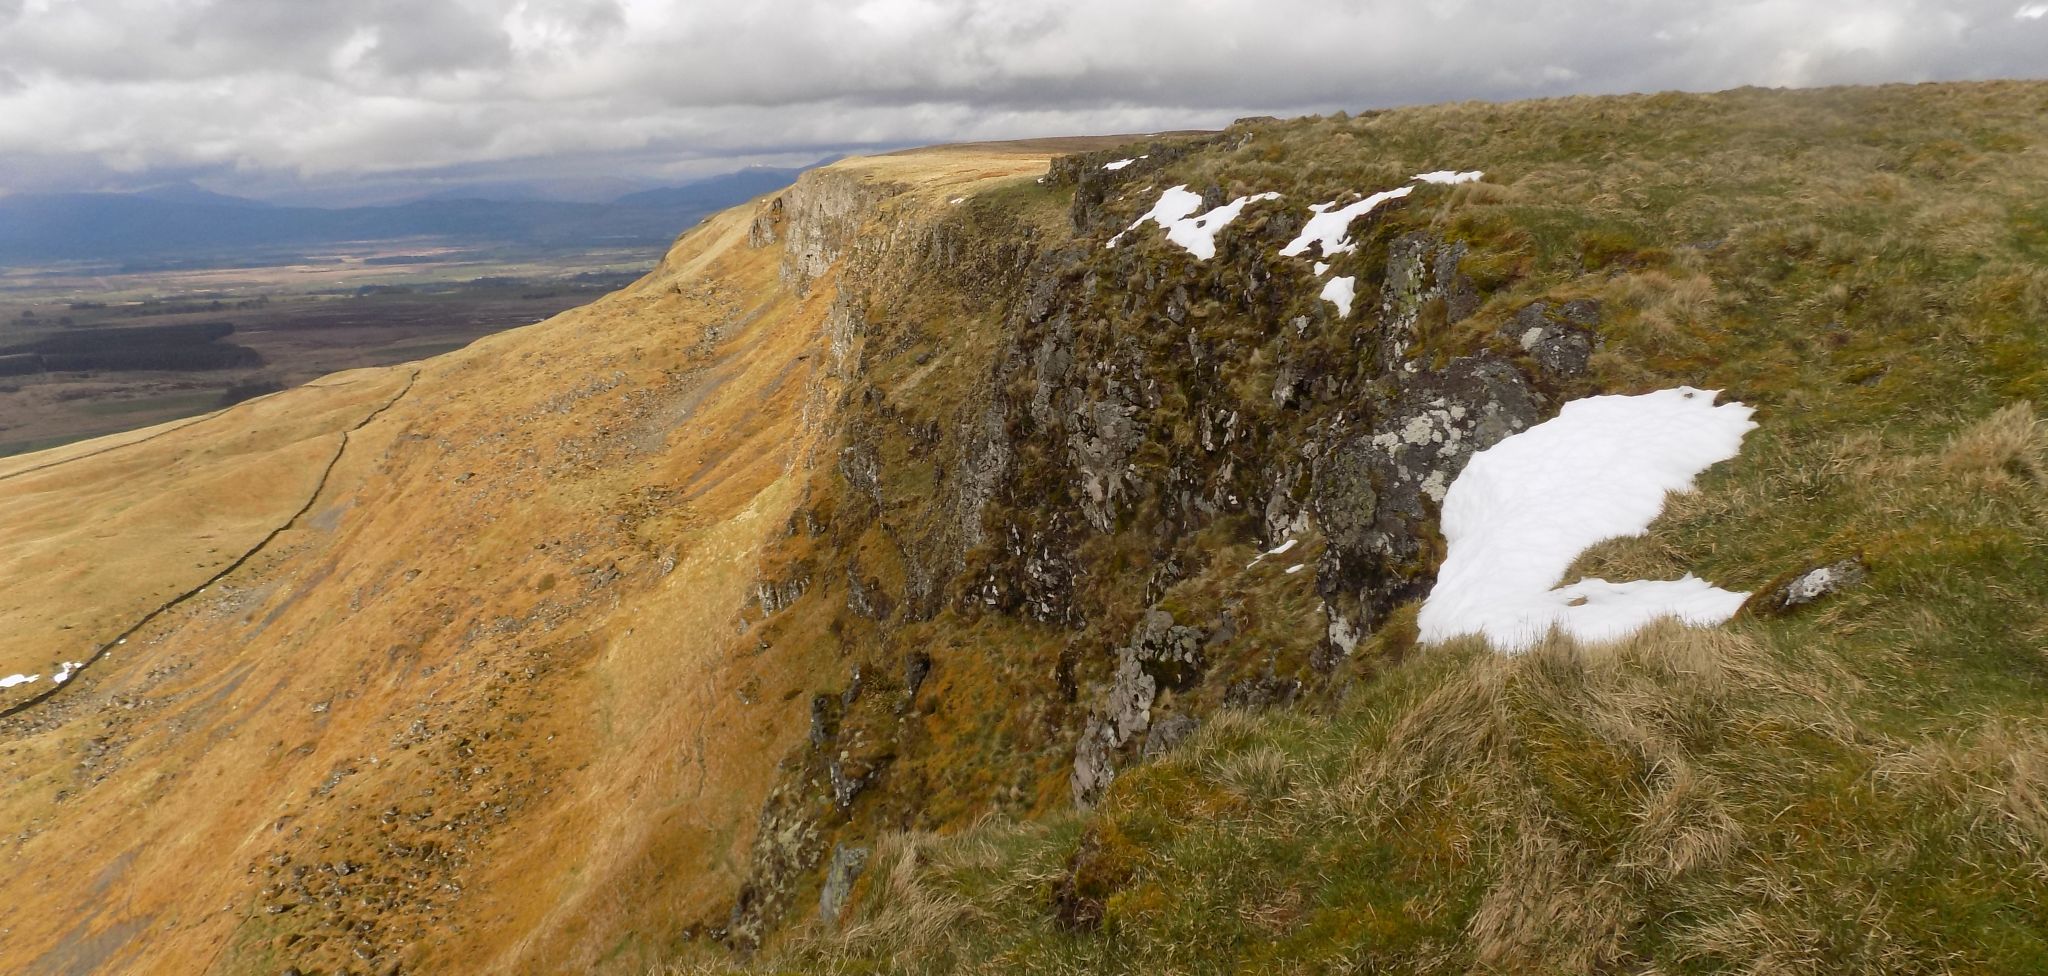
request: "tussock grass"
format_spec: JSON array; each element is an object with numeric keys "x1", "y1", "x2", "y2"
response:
[{"x1": 689, "y1": 612, "x2": 2047, "y2": 974}]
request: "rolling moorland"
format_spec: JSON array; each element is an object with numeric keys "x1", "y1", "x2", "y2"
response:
[
  {"x1": 2, "y1": 82, "x2": 2046, "y2": 976},
  {"x1": 0, "y1": 166, "x2": 817, "y2": 456},
  {"x1": 0, "y1": 260, "x2": 649, "y2": 457}
]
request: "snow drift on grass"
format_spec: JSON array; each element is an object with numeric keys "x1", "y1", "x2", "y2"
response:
[
  {"x1": 1103, "y1": 155, "x2": 1148, "y2": 171},
  {"x1": 1247, "y1": 535, "x2": 1299, "y2": 568},
  {"x1": 1414, "y1": 170, "x2": 1484, "y2": 185},
  {"x1": 1, "y1": 673, "x2": 38, "y2": 689},
  {"x1": 1280, "y1": 171, "x2": 1482, "y2": 264},
  {"x1": 1278, "y1": 187, "x2": 1414, "y2": 259},
  {"x1": 1320, "y1": 276, "x2": 1357, "y2": 317},
  {"x1": 1108, "y1": 186, "x2": 1201, "y2": 248},
  {"x1": 1107, "y1": 185, "x2": 1281, "y2": 260},
  {"x1": 1418, "y1": 387, "x2": 1757, "y2": 653},
  {"x1": 53, "y1": 661, "x2": 82, "y2": 684}
]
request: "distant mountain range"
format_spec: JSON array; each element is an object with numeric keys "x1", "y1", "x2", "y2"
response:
[{"x1": 0, "y1": 164, "x2": 826, "y2": 267}]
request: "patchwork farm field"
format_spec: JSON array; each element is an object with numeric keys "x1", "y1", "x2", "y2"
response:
[{"x1": 0, "y1": 245, "x2": 654, "y2": 456}]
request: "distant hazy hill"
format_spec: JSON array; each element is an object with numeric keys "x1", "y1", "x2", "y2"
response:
[
  {"x1": 0, "y1": 165, "x2": 817, "y2": 266},
  {"x1": 610, "y1": 164, "x2": 835, "y2": 211}
]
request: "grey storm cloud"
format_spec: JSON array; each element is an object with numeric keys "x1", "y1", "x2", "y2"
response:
[{"x1": 0, "y1": 0, "x2": 2044, "y2": 196}]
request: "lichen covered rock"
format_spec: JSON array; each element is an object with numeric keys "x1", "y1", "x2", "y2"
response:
[
  {"x1": 1747, "y1": 557, "x2": 1869, "y2": 616},
  {"x1": 1505, "y1": 299, "x2": 1602, "y2": 379},
  {"x1": 1313, "y1": 353, "x2": 1541, "y2": 661}
]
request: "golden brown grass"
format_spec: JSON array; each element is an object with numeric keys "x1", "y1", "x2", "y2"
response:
[{"x1": 0, "y1": 144, "x2": 1088, "y2": 976}]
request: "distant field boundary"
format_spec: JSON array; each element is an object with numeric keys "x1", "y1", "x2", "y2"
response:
[{"x1": 0, "y1": 410, "x2": 226, "y2": 482}]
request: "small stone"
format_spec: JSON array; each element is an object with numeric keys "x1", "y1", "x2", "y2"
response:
[{"x1": 1747, "y1": 557, "x2": 1869, "y2": 616}]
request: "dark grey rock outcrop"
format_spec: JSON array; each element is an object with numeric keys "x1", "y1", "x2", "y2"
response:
[
  {"x1": 1312, "y1": 353, "x2": 1541, "y2": 662},
  {"x1": 1071, "y1": 611, "x2": 1208, "y2": 806},
  {"x1": 817, "y1": 844, "x2": 870, "y2": 928},
  {"x1": 1504, "y1": 299, "x2": 1602, "y2": 378}
]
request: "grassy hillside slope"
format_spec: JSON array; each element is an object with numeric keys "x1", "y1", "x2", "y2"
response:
[
  {"x1": 3, "y1": 82, "x2": 2045, "y2": 976},
  {"x1": 668, "y1": 83, "x2": 2048, "y2": 974},
  {"x1": 0, "y1": 143, "x2": 1096, "y2": 975}
]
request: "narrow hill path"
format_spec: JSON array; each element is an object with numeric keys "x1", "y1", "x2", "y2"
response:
[{"x1": 0, "y1": 368, "x2": 419, "y2": 722}]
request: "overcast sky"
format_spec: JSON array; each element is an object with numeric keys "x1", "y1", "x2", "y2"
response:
[{"x1": 1, "y1": 0, "x2": 2044, "y2": 203}]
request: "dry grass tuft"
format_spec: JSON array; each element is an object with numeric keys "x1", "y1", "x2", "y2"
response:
[{"x1": 1940, "y1": 402, "x2": 2047, "y2": 489}]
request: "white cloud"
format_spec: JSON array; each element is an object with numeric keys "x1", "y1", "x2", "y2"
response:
[{"x1": 0, "y1": 0, "x2": 2039, "y2": 198}]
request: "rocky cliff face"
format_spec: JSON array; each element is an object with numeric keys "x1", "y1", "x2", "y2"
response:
[{"x1": 707, "y1": 134, "x2": 1621, "y2": 948}]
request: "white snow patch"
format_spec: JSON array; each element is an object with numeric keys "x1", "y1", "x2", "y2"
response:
[
  {"x1": 1285, "y1": 564, "x2": 1307, "y2": 574},
  {"x1": 53, "y1": 661, "x2": 83, "y2": 684},
  {"x1": 1278, "y1": 186, "x2": 1414, "y2": 259},
  {"x1": 1418, "y1": 387, "x2": 1757, "y2": 653},
  {"x1": 1108, "y1": 186, "x2": 1200, "y2": 249},
  {"x1": 1414, "y1": 170, "x2": 1484, "y2": 185},
  {"x1": 1103, "y1": 157, "x2": 1141, "y2": 171},
  {"x1": 2019, "y1": 3, "x2": 2048, "y2": 19},
  {"x1": 949, "y1": 197, "x2": 965, "y2": 205},
  {"x1": 1267, "y1": 538, "x2": 1298, "y2": 556},
  {"x1": 1107, "y1": 185, "x2": 1281, "y2": 260},
  {"x1": 1320, "y1": 276, "x2": 1357, "y2": 317},
  {"x1": 1312, "y1": 261, "x2": 1330, "y2": 276},
  {"x1": 2, "y1": 673, "x2": 39, "y2": 689}
]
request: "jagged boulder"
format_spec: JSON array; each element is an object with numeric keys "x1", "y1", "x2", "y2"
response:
[
  {"x1": 1141, "y1": 713, "x2": 1201, "y2": 758},
  {"x1": 846, "y1": 566, "x2": 893, "y2": 620},
  {"x1": 747, "y1": 197, "x2": 783, "y2": 248},
  {"x1": 724, "y1": 781, "x2": 826, "y2": 951},
  {"x1": 1068, "y1": 396, "x2": 1144, "y2": 533},
  {"x1": 1223, "y1": 668, "x2": 1303, "y2": 711},
  {"x1": 1070, "y1": 715, "x2": 1119, "y2": 810},
  {"x1": 1071, "y1": 611, "x2": 1208, "y2": 805},
  {"x1": 838, "y1": 441, "x2": 882, "y2": 508},
  {"x1": 753, "y1": 569, "x2": 810, "y2": 617}
]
